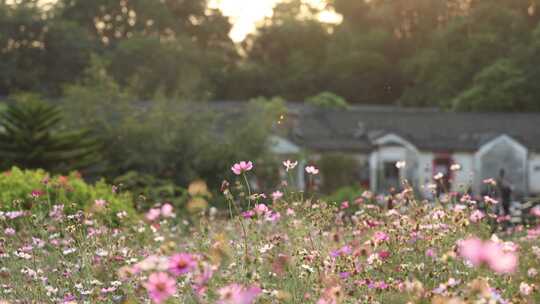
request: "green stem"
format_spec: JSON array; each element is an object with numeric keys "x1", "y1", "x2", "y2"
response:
[
  {"x1": 226, "y1": 195, "x2": 250, "y2": 276},
  {"x1": 242, "y1": 173, "x2": 252, "y2": 209}
]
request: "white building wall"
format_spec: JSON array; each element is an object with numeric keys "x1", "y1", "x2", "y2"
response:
[
  {"x1": 452, "y1": 153, "x2": 474, "y2": 192},
  {"x1": 417, "y1": 152, "x2": 434, "y2": 196},
  {"x1": 529, "y1": 153, "x2": 540, "y2": 195},
  {"x1": 416, "y1": 152, "x2": 474, "y2": 196},
  {"x1": 376, "y1": 146, "x2": 408, "y2": 163},
  {"x1": 418, "y1": 151, "x2": 433, "y2": 190}
]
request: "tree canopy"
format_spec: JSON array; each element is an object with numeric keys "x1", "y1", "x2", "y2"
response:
[{"x1": 1, "y1": 0, "x2": 540, "y2": 111}]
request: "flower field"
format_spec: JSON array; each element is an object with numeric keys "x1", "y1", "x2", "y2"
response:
[{"x1": 1, "y1": 162, "x2": 540, "y2": 304}]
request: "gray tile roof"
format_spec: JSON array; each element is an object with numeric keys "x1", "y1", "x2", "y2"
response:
[{"x1": 293, "y1": 106, "x2": 540, "y2": 152}]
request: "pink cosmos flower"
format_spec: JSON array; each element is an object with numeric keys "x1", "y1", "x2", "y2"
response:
[
  {"x1": 231, "y1": 161, "x2": 253, "y2": 175},
  {"x1": 483, "y1": 178, "x2": 497, "y2": 185},
  {"x1": 530, "y1": 206, "x2": 540, "y2": 217},
  {"x1": 161, "y1": 203, "x2": 174, "y2": 218},
  {"x1": 271, "y1": 190, "x2": 283, "y2": 201},
  {"x1": 283, "y1": 160, "x2": 298, "y2": 171},
  {"x1": 254, "y1": 204, "x2": 269, "y2": 216},
  {"x1": 265, "y1": 211, "x2": 281, "y2": 222},
  {"x1": 482, "y1": 241, "x2": 518, "y2": 274},
  {"x1": 31, "y1": 190, "x2": 44, "y2": 198},
  {"x1": 242, "y1": 210, "x2": 255, "y2": 218},
  {"x1": 217, "y1": 284, "x2": 262, "y2": 304},
  {"x1": 168, "y1": 253, "x2": 197, "y2": 276},
  {"x1": 49, "y1": 204, "x2": 64, "y2": 221},
  {"x1": 4, "y1": 227, "x2": 15, "y2": 236},
  {"x1": 317, "y1": 297, "x2": 338, "y2": 304},
  {"x1": 340, "y1": 201, "x2": 350, "y2": 209},
  {"x1": 145, "y1": 272, "x2": 177, "y2": 304},
  {"x1": 305, "y1": 166, "x2": 319, "y2": 175},
  {"x1": 469, "y1": 210, "x2": 485, "y2": 223},
  {"x1": 192, "y1": 263, "x2": 216, "y2": 297},
  {"x1": 317, "y1": 286, "x2": 342, "y2": 304},
  {"x1": 458, "y1": 237, "x2": 518, "y2": 274},
  {"x1": 484, "y1": 196, "x2": 499, "y2": 205},
  {"x1": 361, "y1": 191, "x2": 373, "y2": 199},
  {"x1": 373, "y1": 231, "x2": 389, "y2": 243},
  {"x1": 458, "y1": 237, "x2": 485, "y2": 266},
  {"x1": 378, "y1": 250, "x2": 390, "y2": 260},
  {"x1": 431, "y1": 210, "x2": 446, "y2": 220},
  {"x1": 94, "y1": 199, "x2": 107, "y2": 208},
  {"x1": 146, "y1": 208, "x2": 161, "y2": 221},
  {"x1": 496, "y1": 215, "x2": 511, "y2": 223},
  {"x1": 520, "y1": 282, "x2": 533, "y2": 296},
  {"x1": 5, "y1": 210, "x2": 25, "y2": 219}
]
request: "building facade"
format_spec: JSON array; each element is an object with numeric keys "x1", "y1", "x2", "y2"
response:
[{"x1": 267, "y1": 104, "x2": 540, "y2": 198}]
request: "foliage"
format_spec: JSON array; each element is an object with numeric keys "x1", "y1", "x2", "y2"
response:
[
  {"x1": 306, "y1": 92, "x2": 349, "y2": 109},
  {"x1": 0, "y1": 167, "x2": 136, "y2": 226},
  {"x1": 62, "y1": 62, "x2": 277, "y2": 188},
  {"x1": 0, "y1": 95, "x2": 101, "y2": 173},
  {"x1": 4, "y1": 0, "x2": 540, "y2": 110},
  {"x1": 324, "y1": 185, "x2": 366, "y2": 205},
  {"x1": 318, "y1": 153, "x2": 360, "y2": 193},
  {"x1": 113, "y1": 171, "x2": 187, "y2": 212},
  {"x1": 452, "y1": 59, "x2": 532, "y2": 112},
  {"x1": 0, "y1": 1, "x2": 92, "y2": 96},
  {"x1": 107, "y1": 36, "x2": 209, "y2": 100}
]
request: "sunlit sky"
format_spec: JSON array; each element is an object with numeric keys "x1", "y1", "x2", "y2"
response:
[{"x1": 210, "y1": 0, "x2": 341, "y2": 42}]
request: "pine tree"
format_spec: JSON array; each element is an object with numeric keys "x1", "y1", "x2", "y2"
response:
[{"x1": 0, "y1": 99, "x2": 101, "y2": 173}]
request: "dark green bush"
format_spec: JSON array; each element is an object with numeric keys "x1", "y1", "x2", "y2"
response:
[
  {"x1": 113, "y1": 171, "x2": 187, "y2": 212},
  {"x1": 318, "y1": 153, "x2": 361, "y2": 194},
  {"x1": 324, "y1": 185, "x2": 365, "y2": 205}
]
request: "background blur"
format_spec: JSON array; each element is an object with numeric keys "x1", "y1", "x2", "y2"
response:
[{"x1": 1, "y1": 0, "x2": 540, "y2": 208}]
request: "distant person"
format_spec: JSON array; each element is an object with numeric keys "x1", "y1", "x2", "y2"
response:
[{"x1": 496, "y1": 169, "x2": 512, "y2": 216}]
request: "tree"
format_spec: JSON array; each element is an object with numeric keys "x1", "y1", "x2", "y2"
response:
[
  {"x1": 0, "y1": 1, "x2": 93, "y2": 96},
  {"x1": 54, "y1": 0, "x2": 237, "y2": 99},
  {"x1": 399, "y1": 1, "x2": 531, "y2": 108},
  {"x1": 230, "y1": 0, "x2": 331, "y2": 101},
  {"x1": 0, "y1": 95, "x2": 101, "y2": 173},
  {"x1": 323, "y1": 28, "x2": 401, "y2": 103},
  {"x1": 452, "y1": 59, "x2": 532, "y2": 112},
  {"x1": 107, "y1": 36, "x2": 209, "y2": 99},
  {"x1": 56, "y1": 0, "x2": 235, "y2": 50},
  {"x1": 62, "y1": 60, "x2": 276, "y2": 188}
]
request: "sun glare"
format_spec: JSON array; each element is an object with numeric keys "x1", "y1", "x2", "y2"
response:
[
  {"x1": 209, "y1": 0, "x2": 342, "y2": 42},
  {"x1": 23, "y1": 0, "x2": 339, "y2": 42}
]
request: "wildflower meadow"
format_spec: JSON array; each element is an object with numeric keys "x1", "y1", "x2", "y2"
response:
[{"x1": 1, "y1": 162, "x2": 540, "y2": 304}]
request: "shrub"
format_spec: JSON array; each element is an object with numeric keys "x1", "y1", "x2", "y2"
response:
[
  {"x1": 0, "y1": 167, "x2": 137, "y2": 226},
  {"x1": 318, "y1": 153, "x2": 361, "y2": 194},
  {"x1": 113, "y1": 171, "x2": 187, "y2": 212},
  {"x1": 306, "y1": 91, "x2": 349, "y2": 109},
  {"x1": 62, "y1": 63, "x2": 278, "y2": 189},
  {"x1": 325, "y1": 185, "x2": 365, "y2": 204}
]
